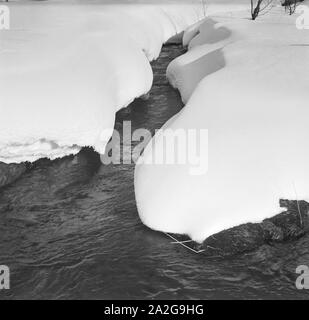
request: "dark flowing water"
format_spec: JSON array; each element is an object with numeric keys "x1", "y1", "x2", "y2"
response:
[{"x1": 0, "y1": 45, "x2": 309, "y2": 300}]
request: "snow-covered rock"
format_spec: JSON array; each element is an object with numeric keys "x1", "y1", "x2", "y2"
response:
[{"x1": 135, "y1": 6, "x2": 309, "y2": 242}]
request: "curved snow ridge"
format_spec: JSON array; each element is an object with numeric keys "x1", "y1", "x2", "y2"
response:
[
  {"x1": 0, "y1": 3, "x2": 205, "y2": 164},
  {"x1": 135, "y1": 8, "x2": 309, "y2": 243},
  {"x1": 167, "y1": 18, "x2": 241, "y2": 104}
]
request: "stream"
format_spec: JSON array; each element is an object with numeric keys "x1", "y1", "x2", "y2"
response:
[{"x1": 0, "y1": 44, "x2": 308, "y2": 300}]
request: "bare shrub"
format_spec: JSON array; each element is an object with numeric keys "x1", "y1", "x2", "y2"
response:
[
  {"x1": 282, "y1": 0, "x2": 304, "y2": 15},
  {"x1": 250, "y1": 0, "x2": 275, "y2": 20}
]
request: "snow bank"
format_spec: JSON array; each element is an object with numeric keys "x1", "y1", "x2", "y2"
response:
[
  {"x1": 0, "y1": 1, "x2": 204, "y2": 163},
  {"x1": 135, "y1": 6, "x2": 309, "y2": 242}
]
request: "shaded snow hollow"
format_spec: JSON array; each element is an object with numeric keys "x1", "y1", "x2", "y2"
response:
[{"x1": 134, "y1": 5, "x2": 309, "y2": 242}]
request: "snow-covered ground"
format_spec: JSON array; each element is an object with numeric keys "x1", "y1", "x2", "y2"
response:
[
  {"x1": 135, "y1": 3, "x2": 309, "y2": 242},
  {"x1": 0, "y1": 0, "x2": 210, "y2": 163}
]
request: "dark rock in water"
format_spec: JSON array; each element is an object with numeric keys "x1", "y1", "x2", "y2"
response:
[
  {"x1": 0, "y1": 162, "x2": 28, "y2": 189},
  {"x1": 198, "y1": 200, "x2": 309, "y2": 257},
  {"x1": 140, "y1": 93, "x2": 150, "y2": 100}
]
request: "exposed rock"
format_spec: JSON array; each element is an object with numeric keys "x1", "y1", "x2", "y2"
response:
[
  {"x1": 0, "y1": 162, "x2": 28, "y2": 189},
  {"x1": 195, "y1": 200, "x2": 309, "y2": 257}
]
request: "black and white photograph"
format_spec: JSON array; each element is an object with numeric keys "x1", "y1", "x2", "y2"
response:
[{"x1": 0, "y1": 0, "x2": 309, "y2": 305}]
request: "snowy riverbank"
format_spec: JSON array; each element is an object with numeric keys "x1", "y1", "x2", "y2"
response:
[
  {"x1": 135, "y1": 3, "x2": 309, "y2": 242},
  {"x1": 0, "y1": 1, "x2": 249, "y2": 187},
  {"x1": 0, "y1": 1, "x2": 207, "y2": 164}
]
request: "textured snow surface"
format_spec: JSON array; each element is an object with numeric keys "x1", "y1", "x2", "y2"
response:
[
  {"x1": 135, "y1": 6, "x2": 309, "y2": 242},
  {"x1": 0, "y1": 1, "x2": 205, "y2": 163}
]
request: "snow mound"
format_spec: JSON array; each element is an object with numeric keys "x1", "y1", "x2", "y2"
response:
[
  {"x1": 0, "y1": 2, "x2": 204, "y2": 163},
  {"x1": 135, "y1": 7, "x2": 309, "y2": 242}
]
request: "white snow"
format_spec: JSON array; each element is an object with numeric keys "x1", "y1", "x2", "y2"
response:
[
  {"x1": 0, "y1": 1, "x2": 205, "y2": 163},
  {"x1": 135, "y1": 4, "x2": 309, "y2": 242}
]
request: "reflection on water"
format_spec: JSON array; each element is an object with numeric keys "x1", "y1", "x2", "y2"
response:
[{"x1": 0, "y1": 45, "x2": 309, "y2": 300}]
